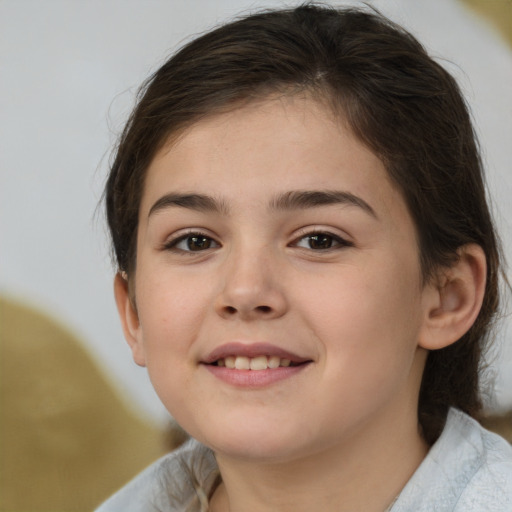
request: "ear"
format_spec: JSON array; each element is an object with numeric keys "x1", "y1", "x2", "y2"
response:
[
  {"x1": 419, "y1": 244, "x2": 487, "y2": 350},
  {"x1": 113, "y1": 272, "x2": 146, "y2": 367}
]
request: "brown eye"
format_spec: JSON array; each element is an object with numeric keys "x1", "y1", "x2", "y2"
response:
[
  {"x1": 294, "y1": 232, "x2": 351, "y2": 251},
  {"x1": 167, "y1": 233, "x2": 220, "y2": 252},
  {"x1": 187, "y1": 235, "x2": 213, "y2": 251},
  {"x1": 307, "y1": 234, "x2": 335, "y2": 249}
]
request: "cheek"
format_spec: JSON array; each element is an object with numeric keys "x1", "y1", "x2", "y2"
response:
[
  {"x1": 302, "y1": 259, "x2": 423, "y2": 376},
  {"x1": 135, "y1": 269, "x2": 210, "y2": 363},
  {"x1": 134, "y1": 272, "x2": 208, "y2": 419}
]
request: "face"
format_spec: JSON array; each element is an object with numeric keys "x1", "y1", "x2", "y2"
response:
[{"x1": 117, "y1": 96, "x2": 433, "y2": 463}]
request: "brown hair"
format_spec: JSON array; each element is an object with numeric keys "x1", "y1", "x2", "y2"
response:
[{"x1": 105, "y1": 4, "x2": 502, "y2": 444}]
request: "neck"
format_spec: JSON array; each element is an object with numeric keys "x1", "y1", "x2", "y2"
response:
[{"x1": 209, "y1": 404, "x2": 428, "y2": 512}]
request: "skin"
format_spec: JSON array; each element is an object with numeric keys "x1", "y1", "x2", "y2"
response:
[{"x1": 115, "y1": 96, "x2": 486, "y2": 512}]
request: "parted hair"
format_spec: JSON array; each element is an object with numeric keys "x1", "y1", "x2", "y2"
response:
[{"x1": 105, "y1": 3, "x2": 502, "y2": 444}]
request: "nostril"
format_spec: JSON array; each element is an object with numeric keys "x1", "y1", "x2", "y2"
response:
[{"x1": 220, "y1": 304, "x2": 274, "y2": 317}]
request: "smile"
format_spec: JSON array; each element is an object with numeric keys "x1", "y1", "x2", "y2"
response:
[
  {"x1": 202, "y1": 342, "x2": 312, "y2": 387},
  {"x1": 215, "y1": 355, "x2": 295, "y2": 370}
]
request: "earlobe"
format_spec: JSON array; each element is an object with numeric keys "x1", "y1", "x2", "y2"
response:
[
  {"x1": 419, "y1": 244, "x2": 487, "y2": 351},
  {"x1": 113, "y1": 272, "x2": 147, "y2": 367}
]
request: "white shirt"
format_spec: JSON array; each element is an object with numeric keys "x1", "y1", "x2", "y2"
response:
[{"x1": 95, "y1": 408, "x2": 512, "y2": 511}]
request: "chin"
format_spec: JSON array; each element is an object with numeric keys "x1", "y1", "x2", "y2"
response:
[
  {"x1": 192, "y1": 419, "x2": 316, "y2": 463},
  {"x1": 213, "y1": 439, "x2": 304, "y2": 463}
]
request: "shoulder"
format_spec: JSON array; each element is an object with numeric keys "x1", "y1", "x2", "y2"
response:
[
  {"x1": 393, "y1": 408, "x2": 512, "y2": 512},
  {"x1": 452, "y1": 410, "x2": 512, "y2": 510},
  {"x1": 94, "y1": 439, "x2": 219, "y2": 512}
]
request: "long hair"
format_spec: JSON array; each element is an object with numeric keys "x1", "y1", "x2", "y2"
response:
[{"x1": 105, "y1": 4, "x2": 503, "y2": 443}]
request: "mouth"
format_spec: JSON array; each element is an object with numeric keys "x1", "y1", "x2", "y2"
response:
[
  {"x1": 201, "y1": 342, "x2": 312, "y2": 386},
  {"x1": 211, "y1": 355, "x2": 302, "y2": 370},
  {"x1": 202, "y1": 342, "x2": 311, "y2": 368}
]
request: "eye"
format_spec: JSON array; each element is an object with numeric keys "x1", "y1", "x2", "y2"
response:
[
  {"x1": 165, "y1": 232, "x2": 220, "y2": 252},
  {"x1": 293, "y1": 232, "x2": 352, "y2": 250}
]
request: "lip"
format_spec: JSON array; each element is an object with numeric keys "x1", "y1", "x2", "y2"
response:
[
  {"x1": 203, "y1": 364, "x2": 310, "y2": 387},
  {"x1": 202, "y1": 342, "x2": 310, "y2": 365},
  {"x1": 200, "y1": 342, "x2": 312, "y2": 388}
]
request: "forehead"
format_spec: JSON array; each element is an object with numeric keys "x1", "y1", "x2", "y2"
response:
[{"x1": 140, "y1": 96, "x2": 407, "y2": 225}]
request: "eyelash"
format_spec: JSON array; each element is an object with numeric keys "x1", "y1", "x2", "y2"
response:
[
  {"x1": 291, "y1": 229, "x2": 353, "y2": 251},
  {"x1": 163, "y1": 230, "x2": 220, "y2": 253},
  {"x1": 163, "y1": 229, "x2": 352, "y2": 254}
]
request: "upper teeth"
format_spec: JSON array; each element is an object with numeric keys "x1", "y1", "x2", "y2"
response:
[{"x1": 217, "y1": 355, "x2": 292, "y2": 370}]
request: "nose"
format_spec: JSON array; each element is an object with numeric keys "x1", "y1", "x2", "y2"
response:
[{"x1": 214, "y1": 247, "x2": 288, "y2": 321}]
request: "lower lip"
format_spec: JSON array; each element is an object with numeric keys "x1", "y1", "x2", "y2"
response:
[{"x1": 203, "y1": 363, "x2": 310, "y2": 388}]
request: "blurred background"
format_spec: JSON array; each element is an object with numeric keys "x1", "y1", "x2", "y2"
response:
[{"x1": 1, "y1": 0, "x2": 511, "y2": 510}]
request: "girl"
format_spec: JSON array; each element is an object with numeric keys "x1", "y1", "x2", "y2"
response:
[{"x1": 97, "y1": 4, "x2": 512, "y2": 511}]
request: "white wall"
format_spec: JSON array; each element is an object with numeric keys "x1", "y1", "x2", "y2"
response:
[{"x1": 1, "y1": 0, "x2": 511, "y2": 425}]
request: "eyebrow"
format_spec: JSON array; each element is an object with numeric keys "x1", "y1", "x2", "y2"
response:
[
  {"x1": 148, "y1": 190, "x2": 377, "y2": 219},
  {"x1": 269, "y1": 190, "x2": 377, "y2": 218},
  {"x1": 148, "y1": 193, "x2": 229, "y2": 217}
]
